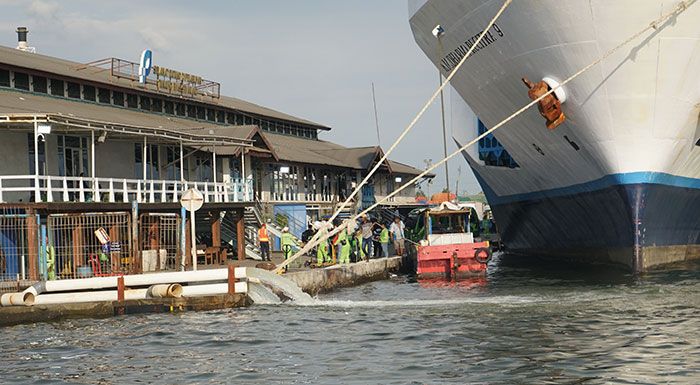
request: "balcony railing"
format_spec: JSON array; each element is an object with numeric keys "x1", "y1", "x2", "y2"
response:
[{"x1": 0, "y1": 175, "x2": 253, "y2": 204}]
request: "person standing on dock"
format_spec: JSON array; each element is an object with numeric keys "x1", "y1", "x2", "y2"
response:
[
  {"x1": 390, "y1": 216, "x2": 406, "y2": 257},
  {"x1": 281, "y1": 227, "x2": 295, "y2": 272},
  {"x1": 334, "y1": 224, "x2": 351, "y2": 264},
  {"x1": 379, "y1": 223, "x2": 390, "y2": 258},
  {"x1": 317, "y1": 236, "x2": 330, "y2": 266},
  {"x1": 258, "y1": 224, "x2": 271, "y2": 261},
  {"x1": 360, "y1": 216, "x2": 374, "y2": 259}
]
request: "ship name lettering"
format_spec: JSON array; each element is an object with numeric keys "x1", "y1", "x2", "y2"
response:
[{"x1": 440, "y1": 23, "x2": 504, "y2": 72}]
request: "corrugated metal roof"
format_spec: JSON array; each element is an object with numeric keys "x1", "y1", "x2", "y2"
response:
[{"x1": 0, "y1": 45, "x2": 330, "y2": 129}]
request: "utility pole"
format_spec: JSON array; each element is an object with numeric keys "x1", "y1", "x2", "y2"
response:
[
  {"x1": 423, "y1": 158, "x2": 433, "y2": 197},
  {"x1": 371, "y1": 82, "x2": 381, "y2": 147},
  {"x1": 438, "y1": 71, "x2": 450, "y2": 193}
]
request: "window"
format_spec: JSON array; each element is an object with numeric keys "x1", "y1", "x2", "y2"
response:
[
  {"x1": 50, "y1": 79, "x2": 64, "y2": 96},
  {"x1": 165, "y1": 146, "x2": 181, "y2": 180},
  {"x1": 134, "y1": 143, "x2": 160, "y2": 179},
  {"x1": 152, "y1": 98, "x2": 162, "y2": 113},
  {"x1": 244, "y1": 116, "x2": 252, "y2": 125},
  {"x1": 164, "y1": 100, "x2": 174, "y2": 115},
  {"x1": 477, "y1": 120, "x2": 519, "y2": 168},
  {"x1": 126, "y1": 93, "x2": 138, "y2": 108},
  {"x1": 139, "y1": 95, "x2": 151, "y2": 111},
  {"x1": 206, "y1": 108, "x2": 215, "y2": 122},
  {"x1": 112, "y1": 91, "x2": 124, "y2": 106},
  {"x1": 236, "y1": 114, "x2": 244, "y2": 125},
  {"x1": 195, "y1": 156, "x2": 212, "y2": 181},
  {"x1": 187, "y1": 104, "x2": 196, "y2": 118},
  {"x1": 176, "y1": 103, "x2": 186, "y2": 116},
  {"x1": 196, "y1": 106, "x2": 205, "y2": 120},
  {"x1": 83, "y1": 85, "x2": 95, "y2": 101},
  {"x1": 216, "y1": 110, "x2": 225, "y2": 123},
  {"x1": 32, "y1": 76, "x2": 47, "y2": 93},
  {"x1": 0, "y1": 69, "x2": 9, "y2": 87},
  {"x1": 66, "y1": 82, "x2": 80, "y2": 98},
  {"x1": 27, "y1": 133, "x2": 46, "y2": 176},
  {"x1": 13, "y1": 72, "x2": 29, "y2": 90},
  {"x1": 98, "y1": 88, "x2": 110, "y2": 104}
]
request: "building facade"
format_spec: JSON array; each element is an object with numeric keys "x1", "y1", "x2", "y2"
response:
[{"x1": 0, "y1": 36, "x2": 430, "y2": 286}]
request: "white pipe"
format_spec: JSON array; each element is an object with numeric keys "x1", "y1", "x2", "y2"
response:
[
  {"x1": 33, "y1": 288, "x2": 149, "y2": 306},
  {"x1": 181, "y1": 282, "x2": 248, "y2": 297},
  {"x1": 147, "y1": 284, "x2": 183, "y2": 298},
  {"x1": 0, "y1": 292, "x2": 35, "y2": 306},
  {"x1": 24, "y1": 268, "x2": 247, "y2": 295}
]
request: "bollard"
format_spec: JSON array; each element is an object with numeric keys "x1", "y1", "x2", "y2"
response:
[{"x1": 117, "y1": 276, "x2": 125, "y2": 303}]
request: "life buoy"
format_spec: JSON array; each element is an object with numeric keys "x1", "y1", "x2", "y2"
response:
[{"x1": 474, "y1": 248, "x2": 492, "y2": 264}]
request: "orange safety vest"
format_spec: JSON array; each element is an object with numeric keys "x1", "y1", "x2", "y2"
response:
[{"x1": 258, "y1": 227, "x2": 269, "y2": 242}]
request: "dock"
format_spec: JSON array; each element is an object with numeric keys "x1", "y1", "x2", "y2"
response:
[{"x1": 0, "y1": 256, "x2": 402, "y2": 327}]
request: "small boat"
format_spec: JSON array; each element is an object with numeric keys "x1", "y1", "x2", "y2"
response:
[{"x1": 409, "y1": 202, "x2": 491, "y2": 280}]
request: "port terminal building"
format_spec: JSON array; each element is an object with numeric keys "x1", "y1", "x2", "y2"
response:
[{"x1": 0, "y1": 36, "x2": 431, "y2": 287}]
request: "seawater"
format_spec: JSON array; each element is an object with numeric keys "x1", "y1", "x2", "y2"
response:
[{"x1": 1, "y1": 255, "x2": 698, "y2": 384}]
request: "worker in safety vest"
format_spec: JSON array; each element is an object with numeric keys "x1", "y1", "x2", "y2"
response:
[
  {"x1": 334, "y1": 224, "x2": 351, "y2": 264},
  {"x1": 379, "y1": 224, "x2": 390, "y2": 258},
  {"x1": 280, "y1": 227, "x2": 295, "y2": 272},
  {"x1": 258, "y1": 224, "x2": 271, "y2": 261},
  {"x1": 316, "y1": 236, "x2": 330, "y2": 266}
]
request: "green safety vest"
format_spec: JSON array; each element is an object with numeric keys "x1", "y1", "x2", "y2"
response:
[
  {"x1": 281, "y1": 233, "x2": 295, "y2": 247},
  {"x1": 380, "y1": 228, "x2": 389, "y2": 243}
]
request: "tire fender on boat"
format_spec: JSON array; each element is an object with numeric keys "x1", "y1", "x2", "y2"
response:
[{"x1": 474, "y1": 248, "x2": 492, "y2": 264}]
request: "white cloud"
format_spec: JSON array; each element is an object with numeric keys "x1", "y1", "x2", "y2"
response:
[{"x1": 28, "y1": 0, "x2": 60, "y2": 22}]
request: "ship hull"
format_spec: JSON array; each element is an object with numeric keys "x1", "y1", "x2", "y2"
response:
[
  {"x1": 409, "y1": 0, "x2": 700, "y2": 271},
  {"x1": 479, "y1": 171, "x2": 700, "y2": 270}
]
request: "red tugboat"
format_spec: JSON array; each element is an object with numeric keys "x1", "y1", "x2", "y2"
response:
[{"x1": 413, "y1": 203, "x2": 491, "y2": 280}]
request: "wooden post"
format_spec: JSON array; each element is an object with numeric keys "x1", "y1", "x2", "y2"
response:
[
  {"x1": 236, "y1": 211, "x2": 245, "y2": 261},
  {"x1": 109, "y1": 224, "x2": 119, "y2": 274},
  {"x1": 227, "y1": 264, "x2": 235, "y2": 294},
  {"x1": 211, "y1": 211, "x2": 221, "y2": 248},
  {"x1": 26, "y1": 212, "x2": 38, "y2": 280},
  {"x1": 117, "y1": 276, "x2": 125, "y2": 303},
  {"x1": 72, "y1": 224, "x2": 83, "y2": 278}
]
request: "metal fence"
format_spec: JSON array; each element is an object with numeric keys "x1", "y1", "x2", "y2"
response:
[
  {"x1": 47, "y1": 212, "x2": 132, "y2": 280},
  {"x1": 0, "y1": 214, "x2": 39, "y2": 283},
  {"x1": 138, "y1": 213, "x2": 181, "y2": 272}
]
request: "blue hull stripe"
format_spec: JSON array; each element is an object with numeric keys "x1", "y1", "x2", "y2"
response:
[{"x1": 483, "y1": 172, "x2": 700, "y2": 206}]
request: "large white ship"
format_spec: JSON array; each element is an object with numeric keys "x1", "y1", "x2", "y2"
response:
[{"x1": 409, "y1": 0, "x2": 700, "y2": 271}]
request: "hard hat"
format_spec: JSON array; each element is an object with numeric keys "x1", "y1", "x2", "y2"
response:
[{"x1": 282, "y1": 227, "x2": 289, "y2": 232}]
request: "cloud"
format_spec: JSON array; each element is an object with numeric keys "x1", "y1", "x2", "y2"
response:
[{"x1": 28, "y1": 0, "x2": 60, "y2": 22}]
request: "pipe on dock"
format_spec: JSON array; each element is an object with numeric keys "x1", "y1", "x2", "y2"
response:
[
  {"x1": 0, "y1": 292, "x2": 35, "y2": 306},
  {"x1": 181, "y1": 282, "x2": 248, "y2": 297},
  {"x1": 23, "y1": 268, "x2": 248, "y2": 295},
  {"x1": 32, "y1": 288, "x2": 149, "y2": 306},
  {"x1": 147, "y1": 284, "x2": 183, "y2": 298}
]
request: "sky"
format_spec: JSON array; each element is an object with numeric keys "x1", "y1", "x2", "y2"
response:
[{"x1": 0, "y1": 0, "x2": 482, "y2": 196}]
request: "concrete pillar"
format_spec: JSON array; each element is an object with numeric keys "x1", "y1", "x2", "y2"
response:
[{"x1": 236, "y1": 211, "x2": 245, "y2": 261}]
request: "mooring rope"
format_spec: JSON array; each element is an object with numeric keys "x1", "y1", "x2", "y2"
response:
[
  {"x1": 275, "y1": 0, "x2": 694, "y2": 274},
  {"x1": 274, "y1": 0, "x2": 514, "y2": 274}
]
